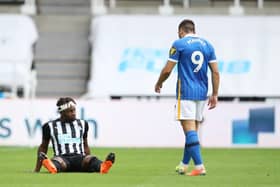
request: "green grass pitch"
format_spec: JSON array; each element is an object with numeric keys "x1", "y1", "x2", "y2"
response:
[{"x1": 0, "y1": 147, "x2": 279, "y2": 187}]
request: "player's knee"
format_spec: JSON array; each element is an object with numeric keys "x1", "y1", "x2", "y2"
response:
[
  {"x1": 52, "y1": 156, "x2": 67, "y2": 172},
  {"x1": 82, "y1": 155, "x2": 102, "y2": 172}
]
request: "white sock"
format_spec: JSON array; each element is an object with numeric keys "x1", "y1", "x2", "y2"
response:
[
  {"x1": 180, "y1": 161, "x2": 188, "y2": 167},
  {"x1": 195, "y1": 164, "x2": 205, "y2": 170}
]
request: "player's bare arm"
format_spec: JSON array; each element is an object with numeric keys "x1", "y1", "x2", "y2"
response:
[
  {"x1": 208, "y1": 62, "x2": 220, "y2": 109},
  {"x1": 155, "y1": 61, "x2": 176, "y2": 93},
  {"x1": 83, "y1": 137, "x2": 91, "y2": 155},
  {"x1": 34, "y1": 139, "x2": 49, "y2": 172}
]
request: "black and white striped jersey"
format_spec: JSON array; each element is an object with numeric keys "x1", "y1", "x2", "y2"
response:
[{"x1": 42, "y1": 118, "x2": 89, "y2": 156}]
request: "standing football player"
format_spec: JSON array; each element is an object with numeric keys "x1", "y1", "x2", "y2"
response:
[
  {"x1": 155, "y1": 19, "x2": 220, "y2": 176},
  {"x1": 34, "y1": 97, "x2": 115, "y2": 174}
]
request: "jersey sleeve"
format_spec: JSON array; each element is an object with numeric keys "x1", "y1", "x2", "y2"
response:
[
  {"x1": 207, "y1": 42, "x2": 217, "y2": 63},
  {"x1": 42, "y1": 123, "x2": 51, "y2": 141},
  {"x1": 168, "y1": 40, "x2": 180, "y2": 63},
  {"x1": 83, "y1": 121, "x2": 89, "y2": 138}
]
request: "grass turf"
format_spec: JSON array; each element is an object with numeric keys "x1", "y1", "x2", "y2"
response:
[{"x1": 0, "y1": 147, "x2": 279, "y2": 187}]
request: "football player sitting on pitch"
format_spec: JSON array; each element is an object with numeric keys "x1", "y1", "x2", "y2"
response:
[{"x1": 34, "y1": 97, "x2": 115, "y2": 174}]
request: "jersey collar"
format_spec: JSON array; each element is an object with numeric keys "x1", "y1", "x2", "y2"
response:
[{"x1": 184, "y1": 33, "x2": 198, "y2": 38}]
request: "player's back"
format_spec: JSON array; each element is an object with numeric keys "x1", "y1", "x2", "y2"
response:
[{"x1": 175, "y1": 35, "x2": 216, "y2": 100}]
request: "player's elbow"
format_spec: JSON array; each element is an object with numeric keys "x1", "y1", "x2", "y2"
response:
[{"x1": 212, "y1": 70, "x2": 220, "y2": 80}]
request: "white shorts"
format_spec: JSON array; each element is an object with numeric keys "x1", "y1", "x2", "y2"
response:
[{"x1": 175, "y1": 100, "x2": 206, "y2": 121}]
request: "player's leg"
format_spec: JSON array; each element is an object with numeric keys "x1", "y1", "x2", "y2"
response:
[
  {"x1": 183, "y1": 121, "x2": 206, "y2": 176},
  {"x1": 180, "y1": 119, "x2": 198, "y2": 174},
  {"x1": 81, "y1": 155, "x2": 102, "y2": 172},
  {"x1": 81, "y1": 153, "x2": 115, "y2": 174},
  {"x1": 186, "y1": 100, "x2": 206, "y2": 176},
  {"x1": 51, "y1": 156, "x2": 68, "y2": 172},
  {"x1": 39, "y1": 152, "x2": 57, "y2": 174},
  {"x1": 175, "y1": 100, "x2": 196, "y2": 174},
  {"x1": 39, "y1": 152, "x2": 68, "y2": 173}
]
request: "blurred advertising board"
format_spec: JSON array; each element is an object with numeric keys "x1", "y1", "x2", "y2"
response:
[
  {"x1": 0, "y1": 99, "x2": 279, "y2": 148},
  {"x1": 87, "y1": 15, "x2": 280, "y2": 98}
]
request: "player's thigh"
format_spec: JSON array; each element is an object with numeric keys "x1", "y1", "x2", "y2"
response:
[
  {"x1": 180, "y1": 119, "x2": 196, "y2": 132},
  {"x1": 195, "y1": 100, "x2": 207, "y2": 122},
  {"x1": 81, "y1": 155, "x2": 102, "y2": 172},
  {"x1": 175, "y1": 100, "x2": 196, "y2": 120},
  {"x1": 175, "y1": 100, "x2": 206, "y2": 122}
]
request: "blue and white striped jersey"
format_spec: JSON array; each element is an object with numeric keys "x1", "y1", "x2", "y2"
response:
[{"x1": 168, "y1": 34, "x2": 217, "y2": 100}]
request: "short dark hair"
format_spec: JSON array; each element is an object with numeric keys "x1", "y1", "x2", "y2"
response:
[
  {"x1": 178, "y1": 19, "x2": 195, "y2": 33},
  {"x1": 56, "y1": 97, "x2": 76, "y2": 107}
]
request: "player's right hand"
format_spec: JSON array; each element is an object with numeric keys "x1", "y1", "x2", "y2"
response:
[{"x1": 155, "y1": 83, "x2": 162, "y2": 93}]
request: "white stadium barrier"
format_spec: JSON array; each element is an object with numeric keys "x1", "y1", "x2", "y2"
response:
[{"x1": 0, "y1": 99, "x2": 279, "y2": 148}]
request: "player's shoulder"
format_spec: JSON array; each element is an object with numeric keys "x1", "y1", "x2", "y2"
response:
[
  {"x1": 172, "y1": 38, "x2": 186, "y2": 47},
  {"x1": 198, "y1": 36, "x2": 213, "y2": 46},
  {"x1": 42, "y1": 120, "x2": 52, "y2": 130},
  {"x1": 173, "y1": 37, "x2": 182, "y2": 43},
  {"x1": 75, "y1": 119, "x2": 89, "y2": 125},
  {"x1": 75, "y1": 118, "x2": 86, "y2": 122},
  {"x1": 42, "y1": 118, "x2": 59, "y2": 127}
]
